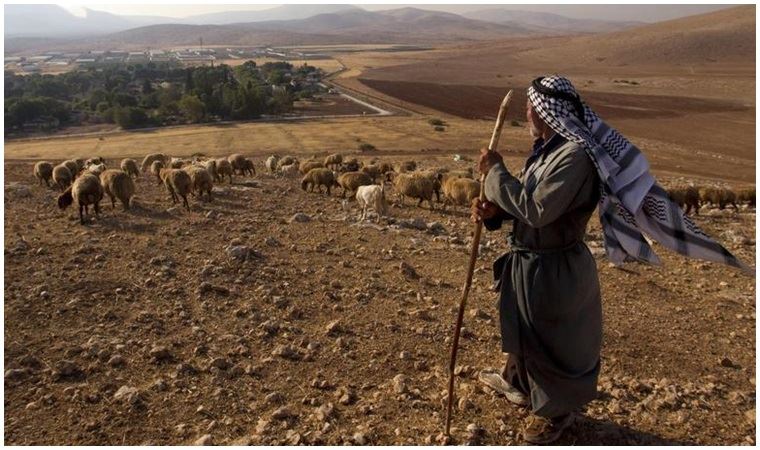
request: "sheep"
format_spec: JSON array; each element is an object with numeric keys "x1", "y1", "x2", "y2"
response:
[
  {"x1": 379, "y1": 162, "x2": 394, "y2": 175},
  {"x1": 356, "y1": 183, "x2": 388, "y2": 222},
  {"x1": 33, "y1": 161, "x2": 54, "y2": 187},
  {"x1": 737, "y1": 187, "x2": 755, "y2": 207},
  {"x1": 204, "y1": 159, "x2": 219, "y2": 182},
  {"x1": 159, "y1": 168, "x2": 192, "y2": 211},
  {"x1": 169, "y1": 157, "x2": 187, "y2": 169},
  {"x1": 667, "y1": 185, "x2": 701, "y2": 215},
  {"x1": 301, "y1": 168, "x2": 338, "y2": 195},
  {"x1": 242, "y1": 159, "x2": 256, "y2": 176},
  {"x1": 277, "y1": 156, "x2": 297, "y2": 169},
  {"x1": 57, "y1": 173, "x2": 103, "y2": 224},
  {"x1": 120, "y1": 158, "x2": 140, "y2": 179},
  {"x1": 85, "y1": 156, "x2": 105, "y2": 167},
  {"x1": 150, "y1": 160, "x2": 165, "y2": 185},
  {"x1": 324, "y1": 153, "x2": 343, "y2": 170},
  {"x1": 390, "y1": 172, "x2": 435, "y2": 209},
  {"x1": 73, "y1": 158, "x2": 86, "y2": 171},
  {"x1": 699, "y1": 187, "x2": 738, "y2": 211},
  {"x1": 441, "y1": 176, "x2": 480, "y2": 211},
  {"x1": 342, "y1": 158, "x2": 360, "y2": 172},
  {"x1": 87, "y1": 163, "x2": 107, "y2": 177},
  {"x1": 398, "y1": 160, "x2": 417, "y2": 173},
  {"x1": 228, "y1": 154, "x2": 249, "y2": 176},
  {"x1": 361, "y1": 164, "x2": 383, "y2": 182},
  {"x1": 265, "y1": 156, "x2": 280, "y2": 173},
  {"x1": 280, "y1": 163, "x2": 301, "y2": 178},
  {"x1": 300, "y1": 160, "x2": 325, "y2": 175},
  {"x1": 52, "y1": 164, "x2": 73, "y2": 191},
  {"x1": 337, "y1": 171, "x2": 373, "y2": 198},
  {"x1": 416, "y1": 170, "x2": 444, "y2": 203},
  {"x1": 62, "y1": 160, "x2": 80, "y2": 178},
  {"x1": 215, "y1": 159, "x2": 234, "y2": 184},
  {"x1": 445, "y1": 169, "x2": 474, "y2": 180},
  {"x1": 186, "y1": 166, "x2": 214, "y2": 202},
  {"x1": 99, "y1": 169, "x2": 135, "y2": 211},
  {"x1": 141, "y1": 153, "x2": 167, "y2": 172}
]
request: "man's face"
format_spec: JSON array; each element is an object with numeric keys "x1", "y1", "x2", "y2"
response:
[{"x1": 526, "y1": 99, "x2": 544, "y2": 138}]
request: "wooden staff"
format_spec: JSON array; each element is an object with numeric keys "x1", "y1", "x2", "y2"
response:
[{"x1": 444, "y1": 90, "x2": 513, "y2": 438}]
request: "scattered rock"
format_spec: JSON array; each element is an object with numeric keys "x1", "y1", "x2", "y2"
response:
[
  {"x1": 289, "y1": 213, "x2": 311, "y2": 223},
  {"x1": 271, "y1": 406, "x2": 295, "y2": 421},
  {"x1": 113, "y1": 386, "x2": 142, "y2": 404},
  {"x1": 272, "y1": 345, "x2": 300, "y2": 361},
  {"x1": 399, "y1": 261, "x2": 419, "y2": 279},
  {"x1": 5, "y1": 368, "x2": 28, "y2": 381},
  {"x1": 325, "y1": 319, "x2": 343, "y2": 336},
  {"x1": 392, "y1": 374, "x2": 408, "y2": 394},
  {"x1": 194, "y1": 434, "x2": 214, "y2": 445},
  {"x1": 108, "y1": 355, "x2": 126, "y2": 367},
  {"x1": 149, "y1": 345, "x2": 172, "y2": 362}
]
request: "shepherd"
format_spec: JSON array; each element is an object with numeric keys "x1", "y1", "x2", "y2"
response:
[{"x1": 472, "y1": 75, "x2": 751, "y2": 444}]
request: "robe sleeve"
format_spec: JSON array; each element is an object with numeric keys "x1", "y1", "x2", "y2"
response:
[{"x1": 484, "y1": 148, "x2": 593, "y2": 228}]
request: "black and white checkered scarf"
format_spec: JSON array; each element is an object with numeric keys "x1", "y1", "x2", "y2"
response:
[{"x1": 527, "y1": 75, "x2": 751, "y2": 274}]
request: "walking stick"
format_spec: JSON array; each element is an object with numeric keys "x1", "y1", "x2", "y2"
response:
[{"x1": 444, "y1": 90, "x2": 513, "y2": 438}]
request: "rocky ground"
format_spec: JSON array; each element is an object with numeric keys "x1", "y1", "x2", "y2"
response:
[{"x1": 4, "y1": 157, "x2": 756, "y2": 445}]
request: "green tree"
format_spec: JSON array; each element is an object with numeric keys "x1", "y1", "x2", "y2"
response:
[
  {"x1": 113, "y1": 106, "x2": 149, "y2": 129},
  {"x1": 178, "y1": 94, "x2": 204, "y2": 123}
]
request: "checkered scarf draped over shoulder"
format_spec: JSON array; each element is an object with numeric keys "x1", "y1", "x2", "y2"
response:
[{"x1": 526, "y1": 75, "x2": 751, "y2": 274}]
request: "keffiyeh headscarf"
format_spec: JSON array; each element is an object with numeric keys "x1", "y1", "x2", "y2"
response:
[{"x1": 527, "y1": 75, "x2": 752, "y2": 274}]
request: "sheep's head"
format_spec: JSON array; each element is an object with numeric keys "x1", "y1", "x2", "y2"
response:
[
  {"x1": 57, "y1": 187, "x2": 73, "y2": 210},
  {"x1": 300, "y1": 178, "x2": 308, "y2": 191}
]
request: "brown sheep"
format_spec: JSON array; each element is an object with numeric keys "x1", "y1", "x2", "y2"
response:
[
  {"x1": 737, "y1": 187, "x2": 756, "y2": 207},
  {"x1": 57, "y1": 173, "x2": 103, "y2": 224},
  {"x1": 324, "y1": 153, "x2": 343, "y2": 170},
  {"x1": 398, "y1": 160, "x2": 417, "y2": 173},
  {"x1": 228, "y1": 154, "x2": 251, "y2": 176},
  {"x1": 160, "y1": 168, "x2": 192, "y2": 211},
  {"x1": 120, "y1": 158, "x2": 140, "y2": 179},
  {"x1": 99, "y1": 169, "x2": 135, "y2": 211},
  {"x1": 342, "y1": 158, "x2": 361, "y2": 172},
  {"x1": 361, "y1": 164, "x2": 383, "y2": 182},
  {"x1": 150, "y1": 160, "x2": 165, "y2": 185},
  {"x1": 300, "y1": 160, "x2": 324, "y2": 175},
  {"x1": 186, "y1": 166, "x2": 214, "y2": 202},
  {"x1": 699, "y1": 187, "x2": 738, "y2": 211},
  {"x1": 62, "y1": 160, "x2": 80, "y2": 179},
  {"x1": 215, "y1": 159, "x2": 234, "y2": 184},
  {"x1": 667, "y1": 185, "x2": 701, "y2": 215},
  {"x1": 379, "y1": 162, "x2": 394, "y2": 175},
  {"x1": 390, "y1": 172, "x2": 435, "y2": 209},
  {"x1": 141, "y1": 153, "x2": 167, "y2": 172},
  {"x1": 52, "y1": 164, "x2": 73, "y2": 191},
  {"x1": 242, "y1": 159, "x2": 255, "y2": 176},
  {"x1": 337, "y1": 171, "x2": 373, "y2": 198},
  {"x1": 442, "y1": 177, "x2": 480, "y2": 211},
  {"x1": 33, "y1": 161, "x2": 54, "y2": 187},
  {"x1": 301, "y1": 168, "x2": 338, "y2": 195}
]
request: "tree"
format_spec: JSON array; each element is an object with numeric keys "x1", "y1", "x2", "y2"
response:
[
  {"x1": 178, "y1": 94, "x2": 204, "y2": 123},
  {"x1": 113, "y1": 106, "x2": 149, "y2": 129}
]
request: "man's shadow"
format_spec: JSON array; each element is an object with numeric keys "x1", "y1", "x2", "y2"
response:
[{"x1": 556, "y1": 414, "x2": 694, "y2": 445}]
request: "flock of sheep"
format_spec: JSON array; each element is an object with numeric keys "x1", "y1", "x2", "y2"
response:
[
  {"x1": 665, "y1": 184, "x2": 755, "y2": 215},
  {"x1": 30, "y1": 152, "x2": 755, "y2": 226}
]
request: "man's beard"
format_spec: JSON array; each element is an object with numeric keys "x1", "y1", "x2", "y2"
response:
[{"x1": 529, "y1": 123, "x2": 542, "y2": 138}]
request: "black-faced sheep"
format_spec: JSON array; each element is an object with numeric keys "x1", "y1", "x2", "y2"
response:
[
  {"x1": 33, "y1": 161, "x2": 54, "y2": 187},
  {"x1": 398, "y1": 160, "x2": 417, "y2": 173},
  {"x1": 390, "y1": 172, "x2": 435, "y2": 209},
  {"x1": 442, "y1": 176, "x2": 480, "y2": 211},
  {"x1": 667, "y1": 185, "x2": 701, "y2": 215},
  {"x1": 159, "y1": 168, "x2": 192, "y2": 211},
  {"x1": 356, "y1": 184, "x2": 388, "y2": 222},
  {"x1": 301, "y1": 168, "x2": 337, "y2": 195},
  {"x1": 228, "y1": 154, "x2": 253, "y2": 176},
  {"x1": 187, "y1": 166, "x2": 214, "y2": 202},
  {"x1": 342, "y1": 158, "x2": 360, "y2": 172},
  {"x1": 99, "y1": 169, "x2": 135, "y2": 211},
  {"x1": 169, "y1": 158, "x2": 187, "y2": 169},
  {"x1": 141, "y1": 153, "x2": 167, "y2": 172},
  {"x1": 324, "y1": 153, "x2": 343, "y2": 170},
  {"x1": 52, "y1": 164, "x2": 73, "y2": 191},
  {"x1": 120, "y1": 158, "x2": 140, "y2": 179},
  {"x1": 361, "y1": 164, "x2": 383, "y2": 182},
  {"x1": 337, "y1": 171, "x2": 373, "y2": 198},
  {"x1": 215, "y1": 159, "x2": 234, "y2": 184},
  {"x1": 242, "y1": 159, "x2": 255, "y2": 176},
  {"x1": 57, "y1": 173, "x2": 103, "y2": 224}
]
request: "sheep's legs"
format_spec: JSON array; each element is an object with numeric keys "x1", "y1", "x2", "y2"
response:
[
  {"x1": 110, "y1": 195, "x2": 116, "y2": 209},
  {"x1": 94, "y1": 202, "x2": 101, "y2": 218},
  {"x1": 181, "y1": 195, "x2": 190, "y2": 211},
  {"x1": 79, "y1": 205, "x2": 85, "y2": 224}
]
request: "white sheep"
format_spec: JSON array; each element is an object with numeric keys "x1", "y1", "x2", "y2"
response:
[
  {"x1": 356, "y1": 184, "x2": 388, "y2": 222},
  {"x1": 280, "y1": 163, "x2": 300, "y2": 178}
]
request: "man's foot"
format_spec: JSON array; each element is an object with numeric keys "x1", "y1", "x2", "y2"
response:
[
  {"x1": 478, "y1": 369, "x2": 529, "y2": 406},
  {"x1": 522, "y1": 413, "x2": 575, "y2": 445}
]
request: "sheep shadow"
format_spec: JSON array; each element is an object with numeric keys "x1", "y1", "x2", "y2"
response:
[{"x1": 556, "y1": 415, "x2": 694, "y2": 445}]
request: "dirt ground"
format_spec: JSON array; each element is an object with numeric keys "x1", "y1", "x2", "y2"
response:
[{"x1": 3, "y1": 152, "x2": 756, "y2": 445}]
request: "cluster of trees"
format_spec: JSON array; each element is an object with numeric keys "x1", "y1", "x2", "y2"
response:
[{"x1": 5, "y1": 60, "x2": 324, "y2": 134}]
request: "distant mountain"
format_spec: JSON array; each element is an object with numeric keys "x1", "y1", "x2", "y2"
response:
[
  {"x1": 7, "y1": 7, "x2": 542, "y2": 53},
  {"x1": 182, "y1": 4, "x2": 362, "y2": 25},
  {"x1": 461, "y1": 8, "x2": 642, "y2": 34},
  {"x1": 3, "y1": 4, "x2": 173, "y2": 37}
]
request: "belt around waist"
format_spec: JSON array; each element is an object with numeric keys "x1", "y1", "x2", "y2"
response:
[{"x1": 507, "y1": 235, "x2": 581, "y2": 254}]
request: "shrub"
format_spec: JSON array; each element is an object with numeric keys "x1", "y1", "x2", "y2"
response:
[
  {"x1": 428, "y1": 118, "x2": 445, "y2": 126},
  {"x1": 358, "y1": 143, "x2": 376, "y2": 152},
  {"x1": 434, "y1": 126, "x2": 445, "y2": 132}
]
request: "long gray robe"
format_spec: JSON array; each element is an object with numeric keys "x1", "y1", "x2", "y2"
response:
[{"x1": 483, "y1": 137, "x2": 602, "y2": 418}]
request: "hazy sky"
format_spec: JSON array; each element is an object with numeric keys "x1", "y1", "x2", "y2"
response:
[{"x1": 61, "y1": 3, "x2": 736, "y2": 22}]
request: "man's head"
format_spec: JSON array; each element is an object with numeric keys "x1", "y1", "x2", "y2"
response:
[{"x1": 526, "y1": 99, "x2": 552, "y2": 139}]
